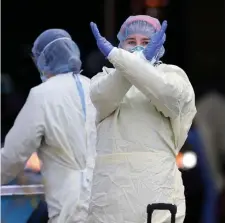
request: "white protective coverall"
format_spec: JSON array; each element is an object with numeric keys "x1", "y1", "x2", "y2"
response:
[
  {"x1": 87, "y1": 48, "x2": 197, "y2": 223},
  {"x1": 1, "y1": 73, "x2": 96, "y2": 223}
]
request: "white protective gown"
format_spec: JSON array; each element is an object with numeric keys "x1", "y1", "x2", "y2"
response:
[
  {"x1": 1, "y1": 73, "x2": 96, "y2": 223},
  {"x1": 87, "y1": 48, "x2": 197, "y2": 223}
]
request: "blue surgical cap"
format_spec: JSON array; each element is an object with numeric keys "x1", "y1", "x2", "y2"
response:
[{"x1": 32, "y1": 29, "x2": 81, "y2": 75}]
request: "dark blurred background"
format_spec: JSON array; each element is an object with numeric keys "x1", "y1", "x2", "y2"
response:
[{"x1": 1, "y1": 0, "x2": 225, "y2": 222}]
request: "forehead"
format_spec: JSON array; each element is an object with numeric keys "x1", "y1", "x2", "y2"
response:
[{"x1": 125, "y1": 34, "x2": 149, "y2": 41}]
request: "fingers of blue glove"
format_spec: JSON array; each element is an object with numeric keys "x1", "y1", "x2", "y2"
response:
[
  {"x1": 90, "y1": 22, "x2": 102, "y2": 40},
  {"x1": 99, "y1": 37, "x2": 106, "y2": 43},
  {"x1": 158, "y1": 36, "x2": 165, "y2": 46},
  {"x1": 150, "y1": 34, "x2": 158, "y2": 44},
  {"x1": 159, "y1": 21, "x2": 168, "y2": 39},
  {"x1": 151, "y1": 29, "x2": 166, "y2": 46},
  {"x1": 162, "y1": 34, "x2": 166, "y2": 43},
  {"x1": 161, "y1": 21, "x2": 168, "y2": 32}
]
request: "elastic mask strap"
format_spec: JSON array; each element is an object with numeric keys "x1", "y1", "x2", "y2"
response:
[{"x1": 73, "y1": 73, "x2": 86, "y2": 121}]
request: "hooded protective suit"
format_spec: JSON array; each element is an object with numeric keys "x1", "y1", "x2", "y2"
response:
[
  {"x1": 87, "y1": 16, "x2": 196, "y2": 223},
  {"x1": 1, "y1": 29, "x2": 96, "y2": 223}
]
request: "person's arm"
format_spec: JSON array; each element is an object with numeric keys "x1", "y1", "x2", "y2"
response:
[
  {"x1": 108, "y1": 48, "x2": 194, "y2": 119},
  {"x1": 90, "y1": 67, "x2": 132, "y2": 122},
  {"x1": 1, "y1": 88, "x2": 44, "y2": 185}
]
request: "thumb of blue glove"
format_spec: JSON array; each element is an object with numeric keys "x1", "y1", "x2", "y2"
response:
[
  {"x1": 143, "y1": 20, "x2": 167, "y2": 62},
  {"x1": 90, "y1": 22, "x2": 114, "y2": 57}
]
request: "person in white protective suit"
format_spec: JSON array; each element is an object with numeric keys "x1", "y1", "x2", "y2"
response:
[
  {"x1": 87, "y1": 15, "x2": 197, "y2": 223},
  {"x1": 1, "y1": 29, "x2": 96, "y2": 223}
]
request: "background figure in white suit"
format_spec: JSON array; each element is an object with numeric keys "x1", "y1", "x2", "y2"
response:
[
  {"x1": 1, "y1": 29, "x2": 96, "y2": 223},
  {"x1": 87, "y1": 15, "x2": 196, "y2": 223}
]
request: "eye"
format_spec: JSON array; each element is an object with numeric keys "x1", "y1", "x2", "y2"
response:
[
  {"x1": 142, "y1": 41, "x2": 149, "y2": 46},
  {"x1": 127, "y1": 41, "x2": 136, "y2": 45}
]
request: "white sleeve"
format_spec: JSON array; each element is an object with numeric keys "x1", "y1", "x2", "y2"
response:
[
  {"x1": 90, "y1": 67, "x2": 132, "y2": 122},
  {"x1": 108, "y1": 48, "x2": 195, "y2": 119},
  {"x1": 1, "y1": 89, "x2": 44, "y2": 185}
]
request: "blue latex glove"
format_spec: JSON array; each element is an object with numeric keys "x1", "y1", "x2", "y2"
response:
[
  {"x1": 143, "y1": 21, "x2": 168, "y2": 61},
  {"x1": 90, "y1": 22, "x2": 114, "y2": 57}
]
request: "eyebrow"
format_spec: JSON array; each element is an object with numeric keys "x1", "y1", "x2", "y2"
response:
[
  {"x1": 126, "y1": 38, "x2": 135, "y2": 41},
  {"x1": 126, "y1": 37, "x2": 150, "y2": 41}
]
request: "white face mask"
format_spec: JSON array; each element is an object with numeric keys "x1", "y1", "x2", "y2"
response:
[
  {"x1": 132, "y1": 50, "x2": 157, "y2": 65},
  {"x1": 132, "y1": 50, "x2": 145, "y2": 58}
]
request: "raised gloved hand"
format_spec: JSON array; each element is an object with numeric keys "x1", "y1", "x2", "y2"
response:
[
  {"x1": 90, "y1": 22, "x2": 114, "y2": 57},
  {"x1": 143, "y1": 21, "x2": 167, "y2": 61}
]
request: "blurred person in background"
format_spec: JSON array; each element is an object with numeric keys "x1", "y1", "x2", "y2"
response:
[
  {"x1": 1, "y1": 29, "x2": 96, "y2": 223},
  {"x1": 1, "y1": 73, "x2": 25, "y2": 143},
  {"x1": 84, "y1": 50, "x2": 113, "y2": 78},
  {"x1": 194, "y1": 91, "x2": 225, "y2": 223},
  {"x1": 1, "y1": 73, "x2": 14, "y2": 95},
  {"x1": 87, "y1": 15, "x2": 196, "y2": 223}
]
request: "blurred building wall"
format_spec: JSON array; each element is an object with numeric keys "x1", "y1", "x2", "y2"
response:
[{"x1": 182, "y1": 0, "x2": 224, "y2": 98}]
